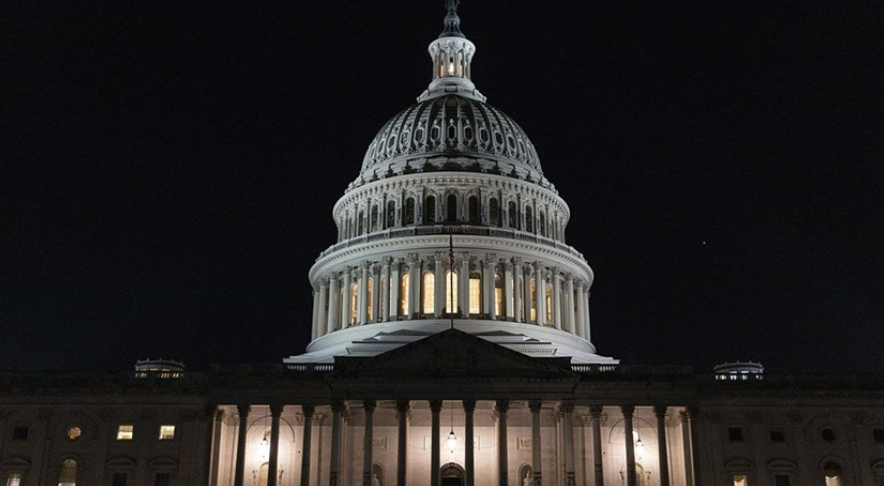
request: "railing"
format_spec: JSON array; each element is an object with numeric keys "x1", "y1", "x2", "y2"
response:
[
  {"x1": 319, "y1": 225, "x2": 586, "y2": 260},
  {"x1": 571, "y1": 364, "x2": 695, "y2": 375}
]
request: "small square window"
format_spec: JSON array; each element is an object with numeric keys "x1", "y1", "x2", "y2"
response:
[
  {"x1": 155, "y1": 473, "x2": 171, "y2": 486},
  {"x1": 874, "y1": 429, "x2": 884, "y2": 444},
  {"x1": 775, "y1": 474, "x2": 791, "y2": 486},
  {"x1": 116, "y1": 424, "x2": 134, "y2": 441},
  {"x1": 12, "y1": 426, "x2": 29, "y2": 441},
  {"x1": 770, "y1": 429, "x2": 786, "y2": 442},
  {"x1": 112, "y1": 473, "x2": 128, "y2": 486},
  {"x1": 159, "y1": 425, "x2": 175, "y2": 440},
  {"x1": 728, "y1": 427, "x2": 744, "y2": 442}
]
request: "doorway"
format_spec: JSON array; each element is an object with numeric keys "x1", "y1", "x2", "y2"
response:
[{"x1": 441, "y1": 462, "x2": 465, "y2": 486}]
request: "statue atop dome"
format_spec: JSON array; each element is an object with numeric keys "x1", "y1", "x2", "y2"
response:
[{"x1": 440, "y1": 0, "x2": 465, "y2": 38}]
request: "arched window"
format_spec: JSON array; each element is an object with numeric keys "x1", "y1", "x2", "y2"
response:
[
  {"x1": 508, "y1": 201, "x2": 518, "y2": 230},
  {"x1": 404, "y1": 197, "x2": 415, "y2": 225},
  {"x1": 469, "y1": 272, "x2": 482, "y2": 315},
  {"x1": 422, "y1": 272, "x2": 435, "y2": 315},
  {"x1": 357, "y1": 210, "x2": 365, "y2": 236},
  {"x1": 445, "y1": 270, "x2": 458, "y2": 314},
  {"x1": 447, "y1": 194, "x2": 458, "y2": 222},
  {"x1": 386, "y1": 201, "x2": 396, "y2": 228},
  {"x1": 494, "y1": 274, "x2": 504, "y2": 316},
  {"x1": 824, "y1": 462, "x2": 843, "y2": 486},
  {"x1": 7, "y1": 474, "x2": 21, "y2": 486},
  {"x1": 58, "y1": 459, "x2": 77, "y2": 486},
  {"x1": 350, "y1": 283, "x2": 358, "y2": 325},
  {"x1": 370, "y1": 205, "x2": 379, "y2": 233},
  {"x1": 526, "y1": 206, "x2": 534, "y2": 233},
  {"x1": 539, "y1": 212, "x2": 546, "y2": 237},
  {"x1": 469, "y1": 196, "x2": 480, "y2": 225},
  {"x1": 367, "y1": 279, "x2": 374, "y2": 322},
  {"x1": 400, "y1": 273, "x2": 410, "y2": 315},
  {"x1": 488, "y1": 197, "x2": 499, "y2": 226},
  {"x1": 258, "y1": 463, "x2": 269, "y2": 486},
  {"x1": 424, "y1": 196, "x2": 436, "y2": 224}
]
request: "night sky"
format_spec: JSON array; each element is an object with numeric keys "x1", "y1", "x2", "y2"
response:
[{"x1": 5, "y1": 1, "x2": 883, "y2": 373}]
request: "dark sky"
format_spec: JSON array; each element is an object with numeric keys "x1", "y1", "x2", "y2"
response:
[{"x1": 5, "y1": 1, "x2": 883, "y2": 373}]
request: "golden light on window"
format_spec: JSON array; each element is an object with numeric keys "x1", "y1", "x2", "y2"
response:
[
  {"x1": 422, "y1": 273, "x2": 435, "y2": 314},
  {"x1": 66, "y1": 426, "x2": 82, "y2": 441},
  {"x1": 445, "y1": 270, "x2": 458, "y2": 312},
  {"x1": 159, "y1": 425, "x2": 175, "y2": 440},
  {"x1": 469, "y1": 277, "x2": 481, "y2": 314},
  {"x1": 116, "y1": 424, "x2": 134, "y2": 441}
]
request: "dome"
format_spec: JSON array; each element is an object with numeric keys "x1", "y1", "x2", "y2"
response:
[{"x1": 355, "y1": 94, "x2": 549, "y2": 190}]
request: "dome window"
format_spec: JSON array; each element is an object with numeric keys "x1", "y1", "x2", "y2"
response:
[
  {"x1": 424, "y1": 196, "x2": 436, "y2": 224},
  {"x1": 447, "y1": 194, "x2": 458, "y2": 222},
  {"x1": 489, "y1": 198, "x2": 499, "y2": 226},
  {"x1": 469, "y1": 196, "x2": 480, "y2": 225},
  {"x1": 386, "y1": 201, "x2": 396, "y2": 228},
  {"x1": 370, "y1": 205, "x2": 379, "y2": 233},
  {"x1": 479, "y1": 127, "x2": 489, "y2": 143},
  {"x1": 539, "y1": 213, "x2": 546, "y2": 237},
  {"x1": 494, "y1": 131, "x2": 504, "y2": 146},
  {"x1": 404, "y1": 198, "x2": 415, "y2": 225},
  {"x1": 526, "y1": 207, "x2": 534, "y2": 233},
  {"x1": 357, "y1": 211, "x2": 365, "y2": 235},
  {"x1": 508, "y1": 202, "x2": 519, "y2": 230},
  {"x1": 463, "y1": 122, "x2": 474, "y2": 142}
]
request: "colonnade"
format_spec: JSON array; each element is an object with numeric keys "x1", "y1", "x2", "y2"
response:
[
  {"x1": 217, "y1": 401, "x2": 697, "y2": 486},
  {"x1": 311, "y1": 254, "x2": 592, "y2": 341}
]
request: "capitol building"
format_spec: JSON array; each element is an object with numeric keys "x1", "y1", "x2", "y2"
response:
[{"x1": 3, "y1": 3, "x2": 884, "y2": 486}]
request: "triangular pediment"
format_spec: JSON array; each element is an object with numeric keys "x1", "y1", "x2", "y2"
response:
[{"x1": 332, "y1": 328, "x2": 575, "y2": 381}]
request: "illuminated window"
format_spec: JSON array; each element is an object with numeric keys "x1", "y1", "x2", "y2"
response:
[
  {"x1": 732, "y1": 475, "x2": 748, "y2": 486},
  {"x1": 7, "y1": 474, "x2": 21, "y2": 486},
  {"x1": 400, "y1": 273, "x2": 409, "y2": 315},
  {"x1": 257, "y1": 463, "x2": 269, "y2": 486},
  {"x1": 367, "y1": 279, "x2": 374, "y2": 322},
  {"x1": 422, "y1": 272, "x2": 435, "y2": 314},
  {"x1": 159, "y1": 425, "x2": 175, "y2": 440},
  {"x1": 469, "y1": 275, "x2": 482, "y2": 315},
  {"x1": 529, "y1": 279, "x2": 537, "y2": 322},
  {"x1": 116, "y1": 425, "x2": 134, "y2": 441},
  {"x1": 494, "y1": 275, "x2": 504, "y2": 316},
  {"x1": 545, "y1": 283, "x2": 553, "y2": 323},
  {"x1": 58, "y1": 459, "x2": 77, "y2": 486},
  {"x1": 824, "y1": 463, "x2": 843, "y2": 486},
  {"x1": 445, "y1": 270, "x2": 458, "y2": 313},
  {"x1": 66, "y1": 426, "x2": 82, "y2": 441}
]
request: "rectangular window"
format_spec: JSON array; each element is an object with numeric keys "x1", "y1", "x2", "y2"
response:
[
  {"x1": 874, "y1": 429, "x2": 884, "y2": 444},
  {"x1": 469, "y1": 278, "x2": 481, "y2": 314},
  {"x1": 154, "y1": 473, "x2": 171, "y2": 486},
  {"x1": 6, "y1": 474, "x2": 22, "y2": 486},
  {"x1": 733, "y1": 475, "x2": 748, "y2": 486},
  {"x1": 770, "y1": 429, "x2": 786, "y2": 442},
  {"x1": 112, "y1": 473, "x2": 127, "y2": 486},
  {"x1": 775, "y1": 474, "x2": 791, "y2": 486},
  {"x1": 12, "y1": 425, "x2": 28, "y2": 441},
  {"x1": 116, "y1": 424, "x2": 134, "y2": 441},
  {"x1": 159, "y1": 425, "x2": 176, "y2": 440},
  {"x1": 728, "y1": 427, "x2": 744, "y2": 442}
]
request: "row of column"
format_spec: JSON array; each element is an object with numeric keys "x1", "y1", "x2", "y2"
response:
[
  {"x1": 217, "y1": 401, "x2": 697, "y2": 486},
  {"x1": 312, "y1": 254, "x2": 592, "y2": 341}
]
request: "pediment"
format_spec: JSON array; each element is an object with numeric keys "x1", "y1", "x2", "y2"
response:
[{"x1": 332, "y1": 328, "x2": 575, "y2": 381}]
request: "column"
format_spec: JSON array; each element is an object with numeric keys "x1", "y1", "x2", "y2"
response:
[
  {"x1": 268, "y1": 404, "x2": 284, "y2": 486},
  {"x1": 552, "y1": 268, "x2": 562, "y2": 330},
  {"x1": 396, "y1": 400, "x2": 410, "y2": 486},
  {"x1": 582, "y1": 288, "x2": 591, "y2": 341},
  {"x1": 503, "y1": 261, "x2": 513, "y2": 320},
  {"x1": 234, "y1": 404, "x2": 250, "y2": 486},
  {"x1": 687, "y1": 407, "x2": 702, "y2": 486},
  {"x1": 483, "y1": 255, "x2": 496, "y2": 320},
  {"x1": 562, "y1": 400, "x2": 576, "y2": 486},
  {"x1": 370, "y1": 263, "x2": 380, "y2": 323},
  {"x1": 621, "y1": 405, "x2": 636, "y2": 486},
  {"x1": 575, "y1": 282, "x2": 586, "y2": 339},
  {"x1": 301, "y1": 405, "x2": 316, "y2": 486},
  {"x1": 460, "y1": 252, "x2": 470, "y2": 318},
  {"x1": 464, "y1": 400, "x2": 476, "y2": 486},
  {"x1": 523, "y1": 265, "x2": 533, "y2": 323},
  {"x1": 329, "y1": 401, "x2": 344, "y2": 486},
  {"x1": 358, "y1": 261, "x2": 370, "y2": 324},
  {"x1": 430, "y1": 400, "x2": 442, "y2": 486},
  {"x1": 407, "y1": 254, "x2": 420, "y2": 318},
  {"x1": 564, "y1": 274, "x2": 575, "y2": 334},
  {"x1": 513, "y1": 258, "x2": 523, "y2": 323},
  {"x1": 207, "y1": 406, "x2": 223, "y2": 486},
  {"x1": 529, "y1": 400, "x2": 543, "y2": 486},
  {"x1": 363, "y1": 400, "x2": 377, "y2": 486},
  {"x1": 589, "y1": 405, "x2": 604, "y2": 486},
  {"x1": 381, "y1": 258, "x2": 391, "y2": 322},
  {"x1": 319, "y1": 279, "x2": 330, "y2": 336},
  {"x1": 328, "y1": 274, "x2": 339, "y2": 333},
  {"x1": 535, "y1": 263, "x2": 546, "y2": 326},
  {"x1": 390, "y1": 259, "x2": 401, "y2": 320},
  {"x1": 342, "y1": 270, "x2": 352, "y2": 329},
  {"x1": 434, "y1": 252, "x2": 444, "y2": 317},
  {"x1": 654, "y1": 406, "x2": 670, "y2": 486},
  {"x1": 312, "y1": 287, "x2": 321, "y2": 339},
  {"x1": 496, "y1": 399, "x2": 510, "y2": 486}
]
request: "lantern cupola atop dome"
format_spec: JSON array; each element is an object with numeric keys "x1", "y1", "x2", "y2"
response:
[{"x1": 420, "y1": 0, "x2": 485, "y2": 102}]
